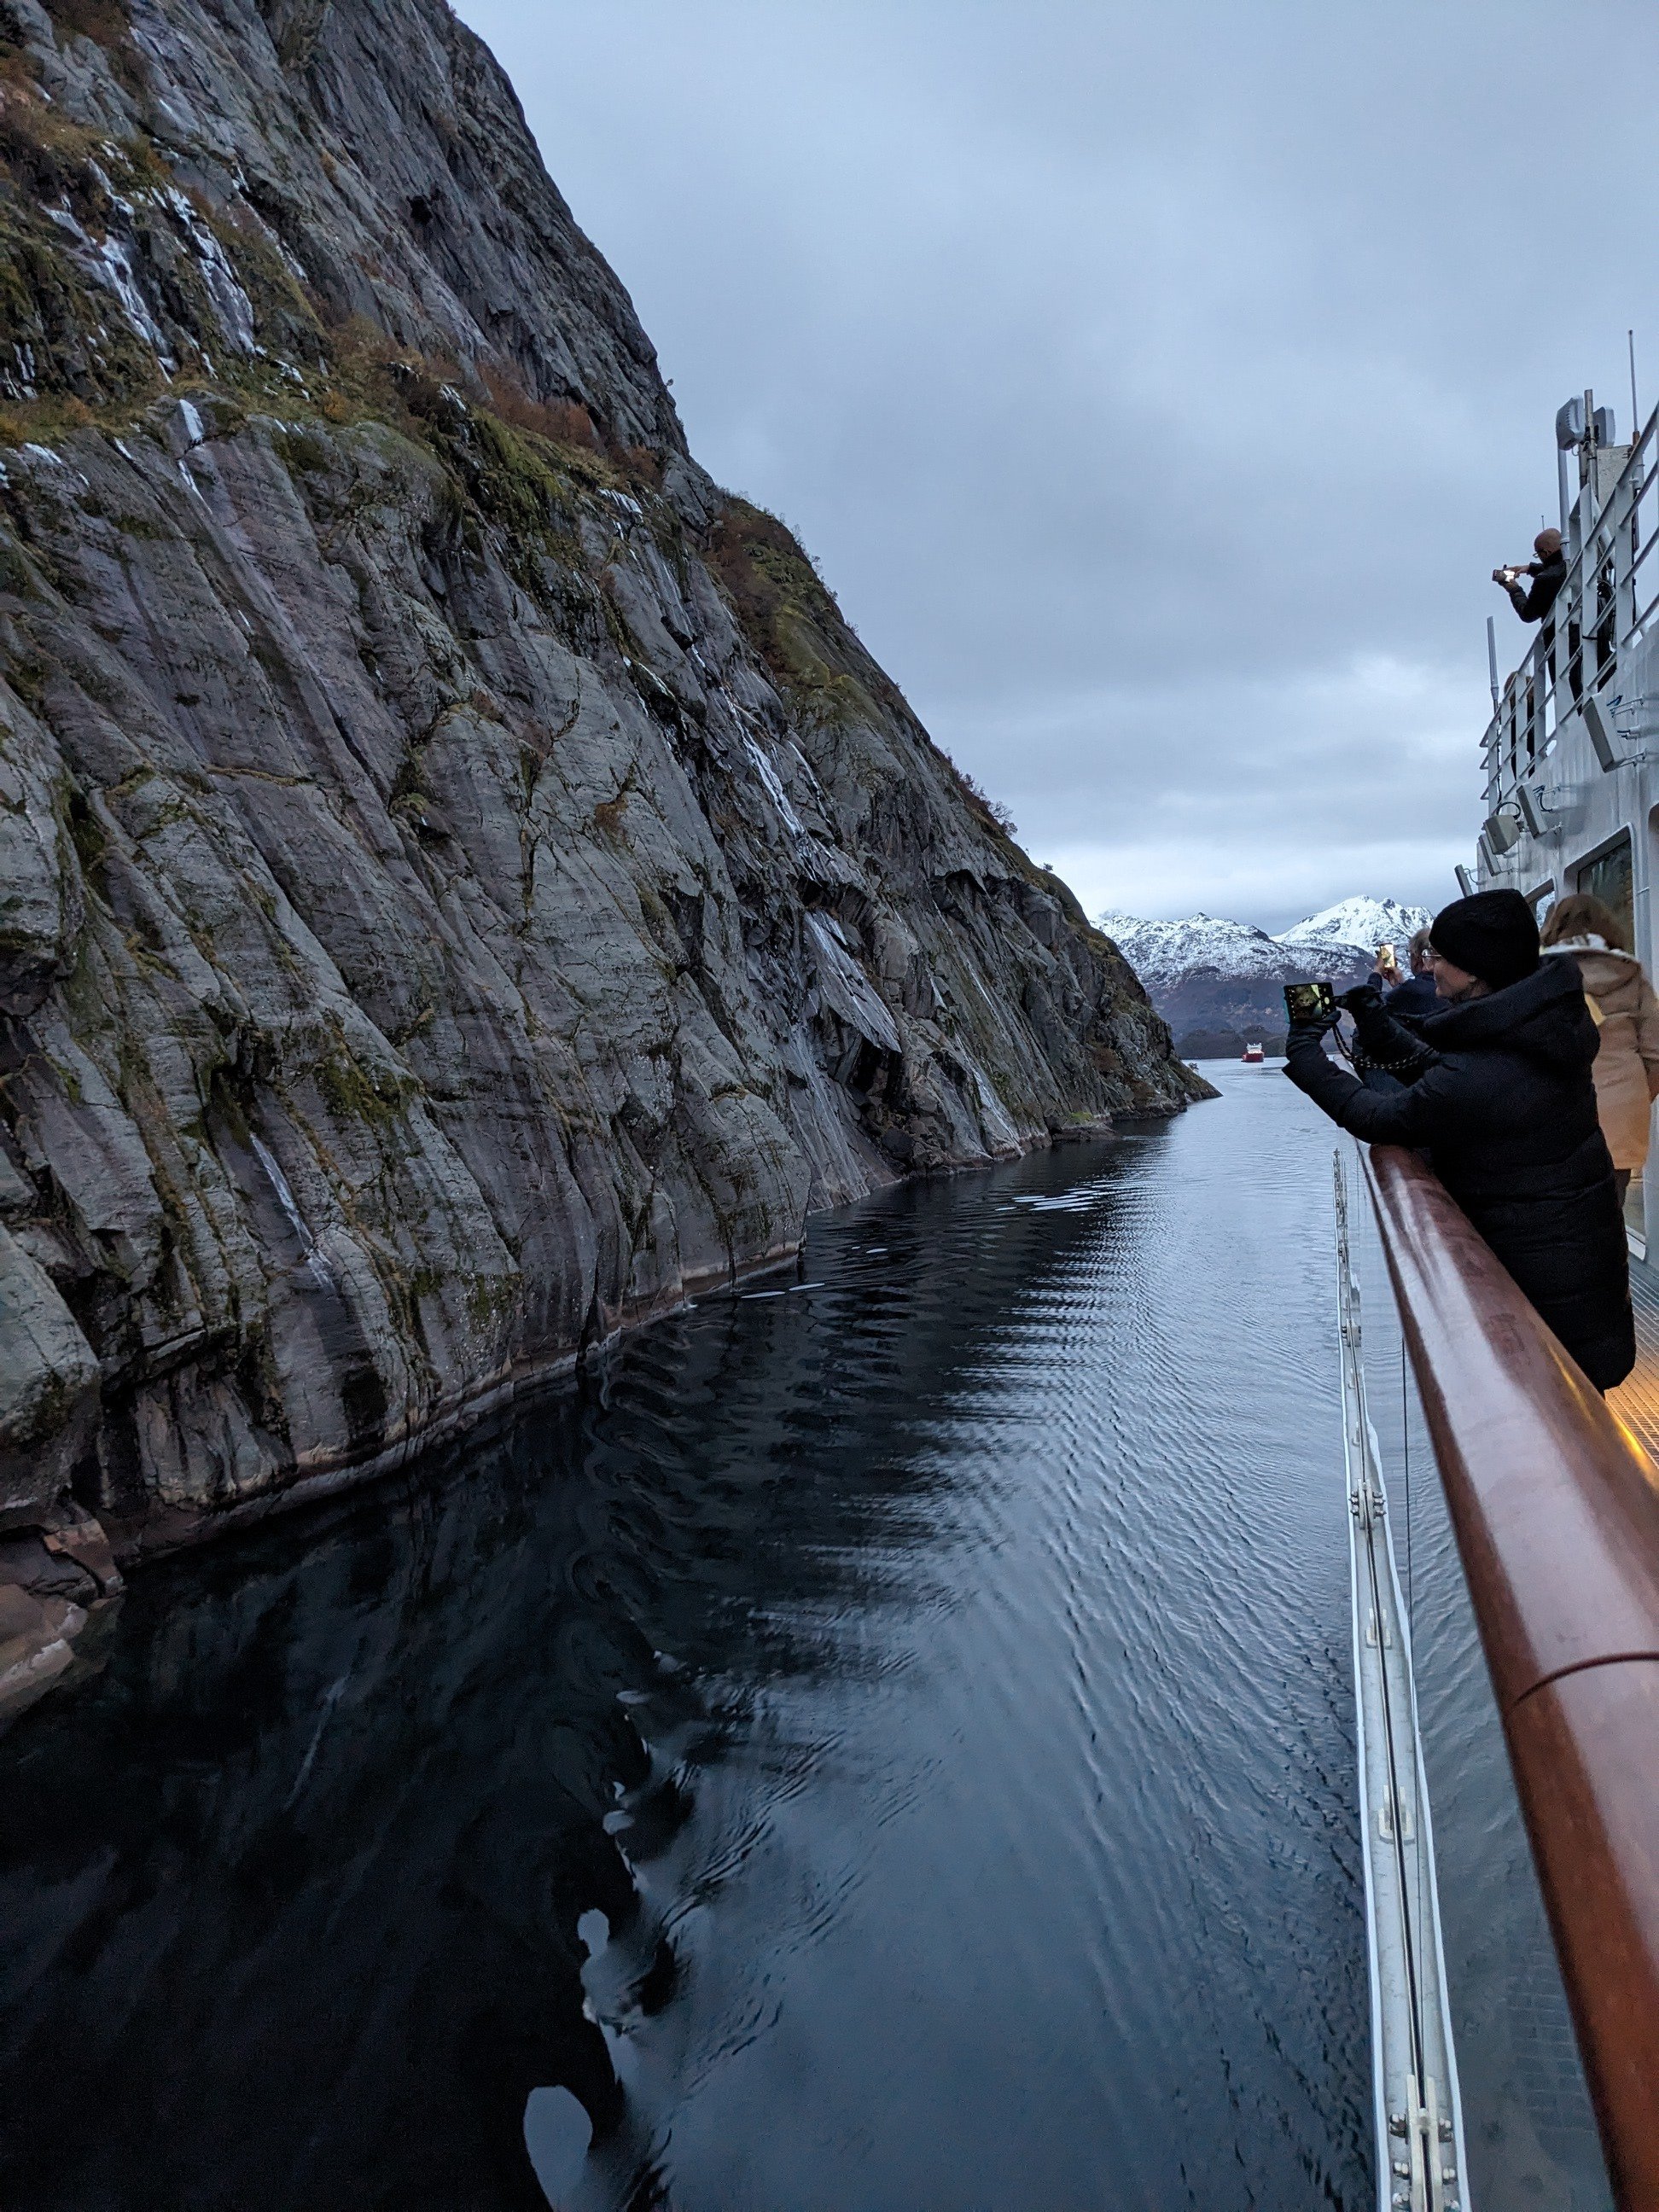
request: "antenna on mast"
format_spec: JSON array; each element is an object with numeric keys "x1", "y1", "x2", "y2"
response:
[
  {"x1": 1631, "y1": 329, "x2": 1640, "y2": 431},
  {"x1": 1487, "y1": 615, "x2": 1500, "y2": 712}
]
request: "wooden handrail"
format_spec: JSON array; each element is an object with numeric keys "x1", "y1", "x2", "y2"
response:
[{"x1": 1364, "y1": 1144, "x2": 1659, "y2": 2211}]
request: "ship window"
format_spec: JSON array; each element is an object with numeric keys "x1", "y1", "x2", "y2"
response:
[{"x1": 1575, "y1": 832, "x2": 1633, "y2": 946}]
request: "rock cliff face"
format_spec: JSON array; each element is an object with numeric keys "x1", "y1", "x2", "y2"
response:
[{"x1": 0, "y1": 0, "x2": 1203, "y2": 1676}]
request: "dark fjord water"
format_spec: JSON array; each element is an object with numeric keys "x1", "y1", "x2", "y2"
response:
[{"x1": 0, "y1": 1068, "x2": 1606, "y2": 2211}]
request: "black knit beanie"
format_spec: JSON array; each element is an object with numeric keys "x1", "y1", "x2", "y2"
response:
[{"x1": 1429, "y1": 890, "x2": 1540, "y2": 990}]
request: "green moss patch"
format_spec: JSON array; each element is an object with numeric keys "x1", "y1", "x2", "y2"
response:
[{"x1": 705, "y1": 498, "x2": 904, "y2": 731}]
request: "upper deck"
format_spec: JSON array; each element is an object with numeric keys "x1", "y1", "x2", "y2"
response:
[
  {"x1": 1476, "y1": 391, "x2": 1659, "y2": 1253},
  {"x1": 1480, "y1": 392, "x2": 1653, "y2": 824}
]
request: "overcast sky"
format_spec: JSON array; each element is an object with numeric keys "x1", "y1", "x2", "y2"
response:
[{"x1": 456, "y1": 1, "x2": 1659, "y2": 929}]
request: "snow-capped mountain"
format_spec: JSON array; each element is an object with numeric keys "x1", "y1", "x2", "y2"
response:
[
  {"x1": 1275, "y1": 897, "x2": 1432, "y2": 963},
  {"x1": 1101, "y1": 897, "x2": 1431, "y2": 1056},
  {"x1": 1096, "y1": 912, "x2": 1297, "y2": 995}
]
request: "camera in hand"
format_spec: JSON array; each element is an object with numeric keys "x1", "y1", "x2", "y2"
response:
[{"x1": 1283, "y1": 981, "x2": 1336, "y2": 1025}]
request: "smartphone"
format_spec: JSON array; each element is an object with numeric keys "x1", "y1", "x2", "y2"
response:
[{"x1": 1283, "y1": 981, "x2": 1336, "y2": 1025}]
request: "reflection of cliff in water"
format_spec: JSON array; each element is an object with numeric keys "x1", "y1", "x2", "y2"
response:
[{"x1": 0, "y1": 1136, "x2": 1171, "y2": 2212}]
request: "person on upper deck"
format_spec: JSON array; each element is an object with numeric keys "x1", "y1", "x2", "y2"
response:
[
  {"x1": 1539, "y1": 893, "x2": 1659, "y2": 1209},
  {"x1": 1493, "y1": 527, "x2": 1566, "y2": 624},
  {"x1": 1283, "y1": 889, "x2": 1634, "y2": 1390}
]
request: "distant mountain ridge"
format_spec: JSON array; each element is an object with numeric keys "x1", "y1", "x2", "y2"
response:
[
  {"x1": 1099, "y1": 898, "x2": 1433, "y2": 1057},
  {"x1": 1276, "y1": 897, "x2": 1434, "y2": 963}
]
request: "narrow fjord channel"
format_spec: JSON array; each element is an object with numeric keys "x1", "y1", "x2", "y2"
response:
[{"x1": 0, "y1": 1072, "x2": 1593, "y2": 2211}]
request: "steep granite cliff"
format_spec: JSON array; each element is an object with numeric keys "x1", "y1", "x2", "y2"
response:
[{"x1": 0, "y1": 0, "x2": 1202, "y2": 1695}]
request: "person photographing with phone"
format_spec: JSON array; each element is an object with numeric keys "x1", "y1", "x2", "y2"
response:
[
  {"x1": 1282, "y1": 889, "x2": 1633, "y2": 1391},
  {"x1": 1371, "y1": 927, "x2": 1437, "y2": 1023},
  {"x1": 1493, "y1": 527, "x2": 1566, "y2": 625}
]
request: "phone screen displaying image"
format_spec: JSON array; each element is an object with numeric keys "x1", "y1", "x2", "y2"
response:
[{"x1": 1283, "y1": 981, "x2": 1335, "y2": 1024}]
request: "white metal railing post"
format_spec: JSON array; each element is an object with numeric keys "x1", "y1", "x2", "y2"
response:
[
  {"x1": 1616, "y1": 463, "x2": 1635, "y2": 650},
  {"x1": 1507, "y1": 684, "x2": 1517, "y2": 783},
  {"x1": 1618, "y1": 422, "x2": 1647, "y2": 646},
  {"x1": 1580, "y1": 390, "x2": 1598, "y2": 697}
]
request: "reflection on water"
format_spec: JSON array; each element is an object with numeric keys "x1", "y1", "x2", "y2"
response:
[{"x1": 0, "y1": 1068, "x2": 1602, "y2": 2210}]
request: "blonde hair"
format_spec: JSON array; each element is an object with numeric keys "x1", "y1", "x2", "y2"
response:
[
  {"x1": 1407, "y1": 926, "x2": 1432, "y2": 968},
  {"x1": 1540, "y1": 892, "x2": 1627, "y2": 952}
]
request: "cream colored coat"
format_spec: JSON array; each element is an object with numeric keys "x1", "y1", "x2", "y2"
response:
[{"x1": 1541, "y1": 937, "x2": 1659, "y2": 1169}]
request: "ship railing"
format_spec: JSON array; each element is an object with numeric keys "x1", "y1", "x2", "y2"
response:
[
  {"x1": 1481, "y1": 398, "x2": 1659, "y2": 816},
  {"x1": 1364, "y1": 1142, "x2": 1659, "y2": 2212}
]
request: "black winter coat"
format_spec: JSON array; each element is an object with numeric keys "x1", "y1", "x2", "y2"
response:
[
  {"x1": 1507, "y1": 549, "x2": 1567, "y2": 624},
  {"x1": 1371, "y1": 970, "x2": 1439, "y2": 1023},
  {"x1": 1284, "y1": 960, "x2": 1634, "y2": 1388},
  {"x1": 1353, "y1": 969, "x2": 1439, "y2": 1094}
]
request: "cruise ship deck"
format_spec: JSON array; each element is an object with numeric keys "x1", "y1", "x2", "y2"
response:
[{"x1": 1610, "y1": 1250, "x2": 1659, "y2": 1459}]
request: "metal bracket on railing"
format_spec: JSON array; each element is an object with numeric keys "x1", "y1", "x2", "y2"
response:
[{"x1": 1389, "y1": 2071, "x2": 1457, "y2": 2212}]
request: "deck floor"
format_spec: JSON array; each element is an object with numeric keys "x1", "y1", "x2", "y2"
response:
[{"x1": 1610, "y1": 1249, "x2": 1659, "y2": 1459}]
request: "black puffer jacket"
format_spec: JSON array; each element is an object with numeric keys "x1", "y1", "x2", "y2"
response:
[{"x1": 1284, "y1": 960, "x2": 1634, "y2": 1388}]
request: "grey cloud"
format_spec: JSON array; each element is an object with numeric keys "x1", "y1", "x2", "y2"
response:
[{"x1": 457, "y1": 0, "x2": 1659, "y2": 921}]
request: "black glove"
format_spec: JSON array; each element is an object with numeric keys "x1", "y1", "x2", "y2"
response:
[
  {"x1": 1284, "y1": 1018, "x2": 1335, "y2": 1052},
  {"x1": 1336, "y1": 983, "x2": 1382, "y2": 1019}
]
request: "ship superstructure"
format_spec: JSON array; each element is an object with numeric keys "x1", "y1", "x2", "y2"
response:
[{"x1": 1474, "y1": 386, "x2": 1659, "y2": 1253}]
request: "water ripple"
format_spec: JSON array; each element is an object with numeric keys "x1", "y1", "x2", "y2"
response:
[{"x1": 0, "y1": 1070, "x2": 1477, "y2": 2210}]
